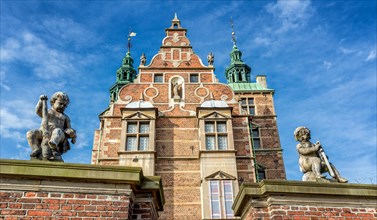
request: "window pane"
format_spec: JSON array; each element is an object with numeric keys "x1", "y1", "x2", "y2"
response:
[
  {"x1": 218, "y1": 135, "x2": 227, "y2": 150},
  {"x1": 252, "y1": 128, "x2": 259, "y2": 137},
  {"x1": 139, "y1": 123, "x2": 149, "y2": 133},
  {"x1": 225, "y1": 200, "x2": 234, "y2": 217},
  {"x1": 241, "y1": 98, "x2": 247, "y2": 105},
  {"x1": 206, "y1": 136, "x2": 215, "y2": 150},
  {"x1": 248, "y1": 98, "x2": 254, "y2": 105},
  {"x1": 223, "y1": 181, "x2": 232, "y2": 195},
  {"x1": 258, "y1": 169, "x2": 266, "y2": 180},
  {"x1": 139, "y1": 136, "x2": 149, "y2": 151},
  {"x1": 154, "y1": 74, "x2": 163, "y2": 82},
  {"x1": 253, "y1": 139, "x2": 261, "y2": 149},
  {"x1": 190, "y1": 74, "x2": 199, "y2": 82},
  {"x1": 210, "y1": 181, "x2": 221, "y2": 219},
  {"x1": 249, "y1": 106, "x2": 255, "y2": 115},
  {"x1": 242, "y1": 106, "x2": 248, "y2": 113},
  {"x1": 216, "y1": 122, "x2": 226, "y2": 132},
  {"x1": 223, "y1": 181, "x2": 234, "y2": 217},
  {"x1": 126, "y1": 136, "x2": 137, "y2": 151},
  {"x1": 205, "y1": 122, "x2": 215, "y2": 133},
  {"x1": 127, "y1": 123, "x2": 137, "y2": 133}
]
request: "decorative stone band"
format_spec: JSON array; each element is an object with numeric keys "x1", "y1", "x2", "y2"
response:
[
  {"x1": 0, "y1": 159, "x2": 164, "y2": 211},
  {"x1": 233, "y1": 180, "x2": 377, "y2": 219}
]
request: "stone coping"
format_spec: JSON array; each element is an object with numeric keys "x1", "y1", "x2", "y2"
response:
[
  {"x1": 233, "y1": 180, "x2": 377, "y2": 216},
  {"x1": 0, "y1": 159, "x2": 164, "y2": 210}
]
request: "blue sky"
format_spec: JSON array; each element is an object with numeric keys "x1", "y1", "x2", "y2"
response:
[{"x1": 1, "y1": 0, "x2": 376, "y2": 184}]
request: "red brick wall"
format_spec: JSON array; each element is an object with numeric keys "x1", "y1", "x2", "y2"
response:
[
  {"x1": 244, "y1": 205, "x2": 377, "y2": 220},
  {"x1": 0, "y1": 191, "x2": 131, "y2": 219}
]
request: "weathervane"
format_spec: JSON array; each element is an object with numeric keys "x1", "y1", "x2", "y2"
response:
[
  {"x1": 230, "y1": 17, "x2": 237, "y2": 46},
  {"x1": 127, "y1": 27, "x2": 137, "y2": 52}
]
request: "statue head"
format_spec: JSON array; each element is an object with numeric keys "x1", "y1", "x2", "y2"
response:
[
  {"x1": 294, "y1": 126, "x2": 311, "y2": 142},
  {"x1": 50, "y1": 92, "x2": 70, "y2": 113}
]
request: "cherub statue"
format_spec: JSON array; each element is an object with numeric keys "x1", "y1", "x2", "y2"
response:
[
  {"x1": 294, "y1": 126, "x2": 347, "y2": 183},
  {"x1": 207, "y1": 52, "x2": 214, "y2": 66},
  {"x1": 26, "y1": 92, "x2": 76, "y2": 161}
]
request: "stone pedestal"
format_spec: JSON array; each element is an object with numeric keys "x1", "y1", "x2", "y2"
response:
[
  {"x1": 233, "y1": 180, "x2": 377, "y2": 220},
  {"x1": 0, "y1": 159, "x2": 164, "y2": 220}
]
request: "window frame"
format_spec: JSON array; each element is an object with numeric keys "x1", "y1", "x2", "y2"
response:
[
  {"x1": 204, "y1": 121, "x2": 228, "y2": 151},
  {"x1": 240, "y1": 97, "x2": 255, "y2": 115},
  {"x1": 251, "y1": 127, "x2": 261, "y2": 149},
  {"x1": 125, "y1": 121, "x2": 150, "y2": 151},
  {"x1": 154, "y1": 73, "x2": 164, "y2": 83},
  {"x1": 209, "y1": 180, "x2": 234, "y2": 219},
  {"x1": 190, "y1": 73, "x2": 199, "y2": 83}
]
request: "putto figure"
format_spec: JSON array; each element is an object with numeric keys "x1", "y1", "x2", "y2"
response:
[
  {"x1": 27, "y1": 92, "x2": 76, "y2": 161},
  {"x1": 294, "y1": 126, "x2": 347, "y2": 183}
]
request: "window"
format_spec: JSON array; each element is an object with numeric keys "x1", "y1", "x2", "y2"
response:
[
  {"x1": 251, "y1": 127, "x2": 261, "y2": 149},
  {"x1": 126, "y1": 121, "x2": 150, "y2": 151},
  {"x1": 154, "y1": 74, "x2": 163, "y2": 83},
  {"x1": 190, "y1": 73, "x2": 199, "y2": 83},
  {"x1": 241, "y1": 97, "x2": 255, "y2": 115},
  {"x1": 257, "y1": 167, "x2": 266, "y2": 181},
  {"x1": 205, "y1": 121, "x2": 228, "y2": 150},
  {"x1": 209, "y1": 180, "x2": 234, "y2": 219}
]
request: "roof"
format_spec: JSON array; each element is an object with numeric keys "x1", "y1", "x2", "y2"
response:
[{"x1": 228, "y1": 83, "x2": 274, "y2": 92}]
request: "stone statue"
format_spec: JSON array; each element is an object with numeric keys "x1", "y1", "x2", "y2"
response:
[
  {"x1": 26, "y1": 92, "x2": 76, "y2": 161},
  {"x1": 172, "y1": 82, "x2": 180, "y2": 99},
  {"x1": 294, "y1": 126, "x2": 347, "y2": 183},
  {"x1": 207, "y1": 52, "x2": 214, "y2": 66},
  {"x1": 140, "y1": 53, "x2": 146, "y2": 66}
]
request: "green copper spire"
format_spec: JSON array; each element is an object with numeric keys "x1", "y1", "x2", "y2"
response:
[
  {"x1": 225, "y1": 19, "x2": 251, "y2": 83},
  {"x1": 109, "y1": 50, "x2": 137, "y2": 103}
]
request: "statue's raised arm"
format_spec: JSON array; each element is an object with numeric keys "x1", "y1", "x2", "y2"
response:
[
  {"x1": 26, "y1": 92, "x2": 76, "y2": 162},
  {"x1": 294, "y1": 126, "x2": 347, "y2": 183}
]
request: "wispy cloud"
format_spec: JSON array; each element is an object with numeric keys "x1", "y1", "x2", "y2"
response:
[
  {"x1": 365, "y1": 49, "x2": 376, "y2": 61},
  {"x1": 266, "y1": 0, "x2": 313, "y2": 33},
  {"x1": 1, "y1": 32, "x2": 78, "y2": 79},
  {"x1": 323, "y1": 60, "x2": 332, "y2": 69}
]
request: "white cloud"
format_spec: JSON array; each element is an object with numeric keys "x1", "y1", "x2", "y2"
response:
[
  {"x1": 1, "y1": 32, "x2": 79, "y2": 79},
  {"x1": 323, "y1": 60, "x2": 332, "y2": 69},
  {"x1": 365, "y1": 49, "x2": 376, "y2": 61},
  {"x1": 339, "y1": 46, "x2": 356, "y2": 54},
  {"x1": 254, "y1": 37, "x2": 271, "y2": 46},
  {"x1": 266, "y1": 0, "x2": 313, "y2": 33}
]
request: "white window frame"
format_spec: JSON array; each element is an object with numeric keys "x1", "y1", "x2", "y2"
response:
[
  {"x1": 126, "y1": 121, "x2": 150, "y2": 151},
  {"x1": 209, "y1": 180, "x2": 234, "y2": 219},
  {"x1": 204, "y1": 121, "x2": 228, "y2": 150}
]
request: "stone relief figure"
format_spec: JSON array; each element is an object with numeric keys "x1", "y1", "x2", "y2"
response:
[
  {"x1": 207, "y1": 52, "x2": 214, "y2": 66},
  {"x1": 294, "y1": 126, "x2": 347, "y2": 183},
  {"x1": 27, "y1": 92, "x2": 76, "y2": 161}
]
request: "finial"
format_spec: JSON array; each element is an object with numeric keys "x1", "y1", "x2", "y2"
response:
[
  {"x1": 127, "y1": 27, "x2": 137, "y2": 52},
  {"x1": 140, "y1": 53, "x2": 146, "y2": 66},
  {"x1": 174, "y1": 12, "x2": 178, "y2": 20},
  {"x1": 230, "y1": 17, "x2": 237, "y2": 46}
]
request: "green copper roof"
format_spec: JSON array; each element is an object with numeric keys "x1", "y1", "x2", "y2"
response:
[{"x1": 228, "y1": 83, "x2": 274, "y2": 92}]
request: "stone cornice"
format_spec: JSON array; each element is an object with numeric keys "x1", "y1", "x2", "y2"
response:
[
  {"x1": 233, "y1": 180, "x2": 377, "y2": 217},
  {"x1": 0, "y1": 159, "x2": 165, "y2": 210}
]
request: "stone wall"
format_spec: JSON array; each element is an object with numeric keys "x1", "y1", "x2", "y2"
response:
[
  {"x1": 233, "y1": 180, "x2": 377, "y2": 220},
  {"x1": 0, "y1": 159, "x2": 164, "y2": 220}
]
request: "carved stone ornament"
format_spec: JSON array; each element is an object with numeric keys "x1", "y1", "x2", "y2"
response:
[
  {"x1": 294, "y1": 126, "x2": 348, "y2": 183},
  {"x1": 26, "y1": 92, "x2": 76, "y2": 162}
]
